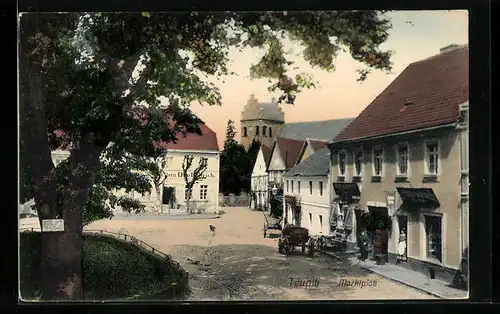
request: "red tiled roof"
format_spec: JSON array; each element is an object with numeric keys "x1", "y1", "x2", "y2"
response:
[
  {"x1": 155, "y1": 122, "x2": 219, "y2": 151},
  {"x1": 334, "y1": 46, "x2": 469, "y2": 142},
  {"x1": 275, "y1": 137, "x2": 304, "y2": 169},
  {"x1": 261, "y1": 144, "x2": 273, "y2": 169},
  {"x1": 309, "y1": 140, "x2": 328, "y2": 151}
]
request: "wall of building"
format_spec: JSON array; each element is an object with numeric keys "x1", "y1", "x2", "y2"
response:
[
  {"x1": 116, "y1": 149, "x2": 220, "y2": 214},
  {"x1": 283, "y1": 175, "x2": 330, "y2": 236},
  {"x1": 330, "y1": 127, "x2": 463, "y2": 270},
  {"x1": 251, "y1": 148, "x2": 269, "y2": 209}
]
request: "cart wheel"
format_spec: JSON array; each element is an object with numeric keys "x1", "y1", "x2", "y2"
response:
[
  {"x1": 283, "y1": 238, "x2": 290, "y2": 256},
  {"x1": 263, "y1": 224, "x2": 266, "y2": 238}
]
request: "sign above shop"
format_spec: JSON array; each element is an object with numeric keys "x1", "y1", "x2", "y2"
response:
[
  {"x1": 165, "y1": 171, "x2": 216, "y2": 180},
  {"x1": 396, "y1": 188, "x2": 440, "y2": 208},
  {"x1": 333, "y1": 183, "x2": 361, "y2": 199}
]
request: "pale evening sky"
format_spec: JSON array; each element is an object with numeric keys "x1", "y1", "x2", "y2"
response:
[{"x1": 181, "y1": 10, "x2": 469, "y2": 148}]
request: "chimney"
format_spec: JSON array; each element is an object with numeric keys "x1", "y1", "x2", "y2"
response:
[{"x1": 439, "y1": 44, "x2": 461, "y2": 53}]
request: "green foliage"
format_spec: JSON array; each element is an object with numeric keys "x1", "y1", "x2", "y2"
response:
[
  {"x1": 21, "y1": 10, "x2": 394, "y2": 224},
  {"x1": 19, "y1": 232, "x2": 186, "y2": 300}
]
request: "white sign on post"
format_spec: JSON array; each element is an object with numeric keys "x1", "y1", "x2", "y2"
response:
[{"x1": 42, "y1": 219, "x2": 65, "y2": 232}]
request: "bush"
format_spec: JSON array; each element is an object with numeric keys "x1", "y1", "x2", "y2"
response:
[{"x1": 19, "y1": 232, "x2": 187, "y2": 300}]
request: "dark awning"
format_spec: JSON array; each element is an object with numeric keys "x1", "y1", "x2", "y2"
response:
[
  {"x1": 396, "y1": 188, "x2": 440, "y2": 208},
  {"x1": 333, "y1": 183, "x2": 361, "y2": 199}
]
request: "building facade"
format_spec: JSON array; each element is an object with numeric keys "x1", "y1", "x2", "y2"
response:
[
  {"x1": 250, "y1": 144, "x2": 272, "y2": 210},
  {"x1": 329, "y1": 45, "x2": 469, "y2": 283},
  {"x1": 240, "y1": 94, "x2": 285, "y2": 149},
  {"x1": 125, "y1": 121, "x2": 220, "y2": 215}
]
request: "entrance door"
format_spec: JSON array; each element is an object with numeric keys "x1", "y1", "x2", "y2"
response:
[
  {"x1": 397, "y1": 215, "x2": 408, "y2": 261},
  {"x1": 368, "y1": 206, "x2": 390, "y2": 260}
]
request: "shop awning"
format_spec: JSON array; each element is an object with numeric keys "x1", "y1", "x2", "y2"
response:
[
  {"x1": 396, "y1": 188, "x2": 440, "y2": 208},
  {"x1": 333, "y1": 183, "x2": 361, "y2": 199}
]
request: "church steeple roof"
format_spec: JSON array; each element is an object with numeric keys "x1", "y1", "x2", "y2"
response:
[{"x1": 240, "y1": 94, "x2": 285, "y2": 122}]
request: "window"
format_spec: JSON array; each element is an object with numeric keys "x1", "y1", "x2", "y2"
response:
[
  {"x1": 309, "y1": 213, "x2": 313, "y2": 225},
  {"x1": 425, "y1": 215, "x2": 442, "y2": 262},
  {"x1": 372, "y1": 147, "x2": 384, "y2": 176},
  {"x1": 269, "y1": 127, "x2": 273, "y2": 138},
  {"x1": 262, "y1": 126, "x2": 267, "y2": 137},
  {"x1": 185, "y1": 187, "x2": 192, "y2": 200},
  {"x1": 291, "y1": 181, "x2": 294, "y2": 193},
  {"x1": 354, "y1": 150, "x2": 363, "y2": 176},
  {"x1": 338, "y1": 150, "x2": 347, "y2": 177},
  {"x1": 199, "y1": 185, "x2": 208, "y2": 200},
  {"x1": 319, "y1": 215, "x2": 323, "y2": 231},
  {"x1": 286, "y1": 180, "x2": 289, "y2": 192},
  {"x1": 319, "y1": 181, "x2": 323, "y2": 196},
  {"x1": 396, "y1": 144, "x2": 409, "y2": 176},
  {"x1": 165, "y1": 157, "x2": 173, "y2": 167},
  {"x1": 200, "y1": 157, "x2": 208, "y2": 167},
  {"x1": 255, "y1": 126, "x2": 260, "y2": 136},
  {"x1": 297, "y1": 181, "x2": 301, "y2": 193},
  {"x1": 309, "y1": 181, "x2": 313, "y2": 195},
  {"x1": 425, "y1": 141, "x2": 439, "y2": 175},
  {"x1": 243, "y1": 127, "x2": 248, "y2": 137}
]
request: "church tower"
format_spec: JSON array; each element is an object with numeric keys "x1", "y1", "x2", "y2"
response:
[{"x1": 240, "y1": 94, "x2": 285, "y2": 148}]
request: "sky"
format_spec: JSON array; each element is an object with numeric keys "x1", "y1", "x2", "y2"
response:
[{"x1": 179, "y1": 10, "x2": 469, "y2": 148}]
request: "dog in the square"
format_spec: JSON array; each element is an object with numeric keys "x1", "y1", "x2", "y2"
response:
[{"x1": 209, "y1": 224, "x2": 216, "y2": 235}]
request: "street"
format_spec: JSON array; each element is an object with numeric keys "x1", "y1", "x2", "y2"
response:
[{"x1": 83, "y1": 207, "x2": 435, "y2": 300}]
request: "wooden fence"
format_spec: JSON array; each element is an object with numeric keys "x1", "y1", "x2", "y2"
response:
[{"x1": 19, "y1": 227, "x2": 190, "y2": 300}]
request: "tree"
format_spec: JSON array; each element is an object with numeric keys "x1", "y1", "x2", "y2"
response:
[
  {"x1": 182, "y1": 155, "x2": 208, "y2": 214},
  {"x1": 220, "y1": 120, "x2": 248, "y2": 195},
  {"x1": 20, "y1": 11, "x2": 393, "y2": 300}
]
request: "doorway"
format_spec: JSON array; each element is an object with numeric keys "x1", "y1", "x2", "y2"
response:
[
  {"x1": 397, "y1": 215, "x2": 408, "y2": 261},
  {"x1": 162, "y1": 186, "x2": 176, "y2": 209},
  {"x1": 367, "y1": 206, "x2": 390, "y2": 261}
]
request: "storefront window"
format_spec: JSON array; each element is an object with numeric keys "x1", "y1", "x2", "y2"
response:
[{"x1": 425, "y1": 215, "x2": 442, "y2": 262}]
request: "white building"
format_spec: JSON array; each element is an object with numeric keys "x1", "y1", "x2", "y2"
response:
[
  {"x1": 250, "y1": 144, "x2": 272, "y2": 210},
  {"x1": 123, "y1": 121, "x2": 220, "y2": 215},
  {"x1": 283, "y1": 148, "x2": 331, "y2": 236}
]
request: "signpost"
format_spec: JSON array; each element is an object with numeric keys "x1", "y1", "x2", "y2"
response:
[{"x1": 41, "y1": 219, "x2": 65, "y2": 232}]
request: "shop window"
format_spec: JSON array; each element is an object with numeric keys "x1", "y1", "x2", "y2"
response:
[
  {"x1": 200, "y1": 185, "x2": 208, "y2": 200},
  {"x1": 425, "y1": 215, "x2": 442, "y2": 263},
  {"x1": 319, "y1": 181, "x2": 323, "y2": 196},
  {"x1": 309, "y1": 181, "x2": 312, "y2": 195}
]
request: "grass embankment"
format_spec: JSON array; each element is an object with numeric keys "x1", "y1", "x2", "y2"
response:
[{"x1": 20, "y1": 232, "x2": 188, "y2": 300}]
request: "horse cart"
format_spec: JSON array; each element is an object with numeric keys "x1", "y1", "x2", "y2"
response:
[
  {"x1": 263, "y1": 213, "x2": 283, "y2": 237},
  {"x1": 278, "y1": 225, "x2": 315, "y2": 257}
]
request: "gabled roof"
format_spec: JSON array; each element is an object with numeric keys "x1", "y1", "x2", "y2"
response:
[
  {"x1": 261, "y1": 144, "x2": 273, "y2": 170},
  {"x1": 271, "y1": 137, "x2": 304, "y2": 170},
  {"x1": 284, "y1": 147, "x2": 330, "y2": 177},
  {"x1": 334, "y1": 45, "x2": 469, "y2": 142},
  {"x1": 155, "y1": 122, "x2": 219, "y2": 151},
  {"x1": 277, "y1": 118, "x2": 354, "y2": 142},
  {"x1": 295, "y1": 138, "x2": 328, "y2": 166}
]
